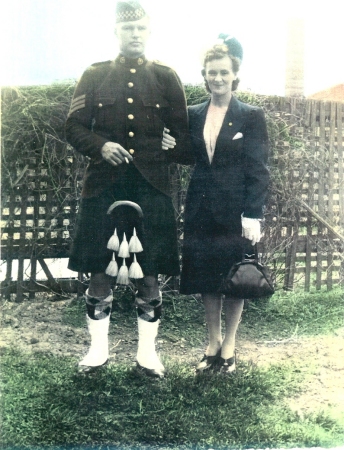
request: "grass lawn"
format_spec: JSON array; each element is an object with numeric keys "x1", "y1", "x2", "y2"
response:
[{"x1": 1, "y1": 287, "x2": 344, "y2": 449}]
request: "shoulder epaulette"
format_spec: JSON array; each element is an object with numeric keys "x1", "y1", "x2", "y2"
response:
[
  {"x1": 90, "y1": 60, "x2": 112, "y2": 68},
  {"x1": 152, "y1": 60, "x2": 173, "y2": 70}
]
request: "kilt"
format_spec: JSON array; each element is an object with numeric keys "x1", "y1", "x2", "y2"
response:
[
  {"x1": 68, "y1": 164, "x2": 180, "y2": 277},
  {"x1": 180, "y1": 199, "x2": 253, "y2": 295}
]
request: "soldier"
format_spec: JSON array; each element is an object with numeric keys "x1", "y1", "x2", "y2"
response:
[{"x1": 65, "y1": 1, "x2": 192, "y2": 377}]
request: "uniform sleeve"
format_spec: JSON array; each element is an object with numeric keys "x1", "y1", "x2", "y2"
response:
[
  {"x1": 65, "y1": 66, "x2": 109, "y2": 160},
  {"x1": 158, "y1": 67, "x2": 194, "y2": 166},
  {"x1": 243, "y1": 107, "x2": 270, "y2": 218}
]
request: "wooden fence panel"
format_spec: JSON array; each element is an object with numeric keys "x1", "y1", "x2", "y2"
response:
[{"x1": 1, "y1": 92, "x2": 343, "y2": 299}]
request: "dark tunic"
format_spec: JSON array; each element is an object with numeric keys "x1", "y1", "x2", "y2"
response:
[
  {"x1": 180, "y1": 96, "x2": 270, "y2": 294},
  {"x1": 65, "y1": 55, "x2": 193, "y2": 276}
]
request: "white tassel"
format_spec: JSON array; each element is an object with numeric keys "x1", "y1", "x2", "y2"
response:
[
  {"x1": 129, "y1": 254, "x2": 144, "y2": 279},
  {"x1": 128, "y1": 227, "x2": 143, "y2": 253},
  {"x1": 118, "y1": 232, "x2": 130, "y2": 258},
  {"x1": 107, "y1": 228, "x2": 119, "y2": 251},
  {"x1": 105, "y1": 253, "x2": 118, "y2": 277},
  {"x1": 117, "y1": 259, "x2": 129, "y2": 285}
]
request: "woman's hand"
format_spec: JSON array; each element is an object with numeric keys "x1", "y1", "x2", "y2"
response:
[
  {"x1": 101, "y1": 142, "x2": 133, "y2": 166},
  {"x1": 162, "y1": 127, "x2": 176, "y2": 150},
  {"x1": 241, "y1": 216, "x2": 261, "y2": 245}
]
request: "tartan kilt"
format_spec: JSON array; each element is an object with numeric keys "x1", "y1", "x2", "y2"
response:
[{"x1": 68, "y1": 164, "x2": 180, "y2": 277}]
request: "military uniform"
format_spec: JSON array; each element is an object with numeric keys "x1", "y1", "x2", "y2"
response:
[{"x1": 66, "y1": 55, "x2": 193, "y2": 276}]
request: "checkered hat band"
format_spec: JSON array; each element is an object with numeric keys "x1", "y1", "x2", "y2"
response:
[{"x1": 116, "y1": 8, "x2": 145, "y2": 22}]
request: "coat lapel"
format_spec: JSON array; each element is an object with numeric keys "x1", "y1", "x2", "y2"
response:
[
  {"x1": 190, "y1": 96, "x2": 247, "y2": 166},
  {"x1": 189, "y1": 100, "x2": 211, "y2": 166},
  {"x1": 213, "y1": 95, "x2": 246, "y2": 161}
]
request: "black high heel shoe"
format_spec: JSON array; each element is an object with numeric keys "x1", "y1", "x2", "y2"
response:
[
  {"x1": 196, "y1": 349, "x2": 221, "y2": 374},
  {"x1": 217, "y1": 355, "x2": 236, "y2": 375}
]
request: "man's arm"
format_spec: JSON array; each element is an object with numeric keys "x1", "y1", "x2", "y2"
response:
[
  {"x1": 155, "y1": 63, "x2": 194, "y2": 166},
  {"x1": 65, "y1": 64, "x2": 132, "y2": 166}
]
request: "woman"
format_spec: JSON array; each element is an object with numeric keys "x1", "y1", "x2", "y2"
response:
[{"x1": 164, "y1": 34, "x2": 269, "y2": 374}]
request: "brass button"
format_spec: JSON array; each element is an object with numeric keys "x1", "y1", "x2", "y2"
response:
[
  {"x1": 137, "y1": 58, "x2": 143, "y2": 65},
  {"x1": 128, "y1": 131, "x2": 134, "y2": 137},
  {"x1": 98, "y1": 103, "x2": 103, "y2": 108},
  {"x1": 128, "y1": 114, "x2": 134, "y2": 120},
  {"x1": 228, "y1": 122, "x2": 233, "y2": 126},
  {"x1": 156, "y1": 104, "x2": 160, "y2": 108},
  {"x1": 129, "y1": 149, "x2": 135, "y2": 155},
  {"x1": 128, "y1": 82, "x2": 134, "y2": 88},
  {"x1": 120, "y1": 56, "x2": 125, "y2": 63},
  {"x1": 127, "y1": 98, "x2": 133, "y2": 104},
  {"x1": 130, "y1": 68, "x2": 136, "y2": 74}
]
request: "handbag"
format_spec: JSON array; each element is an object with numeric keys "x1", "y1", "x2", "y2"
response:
[{"x1": 220, "y1": 245, "x2": 275, "y2": 299}]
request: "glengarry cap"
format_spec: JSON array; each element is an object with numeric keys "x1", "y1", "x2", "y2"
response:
[{"x1": 116, "y1": 1, "x2": 146, "y2": 23}]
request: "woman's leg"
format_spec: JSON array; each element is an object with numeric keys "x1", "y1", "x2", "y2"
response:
[
  {"x1": 221, "y1": 297, "x2": 244, "y2": 359},
  {"x1": 202, "y1": 293, "x2": 223, "y2": 356}
]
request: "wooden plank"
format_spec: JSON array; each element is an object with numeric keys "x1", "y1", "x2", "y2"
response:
[
  {"x1": 284, "y1": 225, "x2": 294, "y2": 290},
  {"x1": 16, "y1": 195, "x2": 28, "y2": 302},
  {"x1": 316, "y1": 232, "x2": 326, "y2": 291},
  {"x1": 328, "y1": 102, "x2": 336, "y2": 223},
  {"x1": 304, "y1": 213, "x2": 312, "y2": 291},
  {"x1": 29, "y1": 257, "x2": 37, "y2": 300},
  {"x1": 336, "y1": 102, "x2": 344, "y2": 230},
  {"x1": 318, "y1": 102, "x2": 326, "y2": 217}
]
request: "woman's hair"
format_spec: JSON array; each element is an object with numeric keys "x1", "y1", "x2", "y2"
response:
[{"x1": 202, "y1": 44, "x2": 241, "y2": 92}]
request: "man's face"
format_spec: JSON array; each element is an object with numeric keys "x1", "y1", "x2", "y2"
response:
[{"x1": 115, "y1": 16, "x2": 150, "y2": 58}]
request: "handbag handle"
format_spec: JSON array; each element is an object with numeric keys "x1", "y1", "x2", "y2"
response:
[{"x1": 242, "y1": 243, "x2": 260, "y2": 263}]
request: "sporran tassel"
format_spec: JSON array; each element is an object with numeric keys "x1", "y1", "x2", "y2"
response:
[
  {"x1": 107, "y1": 228, "x2": 119, "y2": 251},
  {"x1": 117, "y1": 259, "x2": 129, "y2": 285},
  {"x1": 128, "y1": 227, "x2": 143, "y2": 253},
  {"x1": 128, "y1": 254, "x2": 144, "y2": 279},
  {"x1": 118, "y1": 232, "x2": 130, "y2": 258},
  {"x1": 105, "y1": 253, "x2": 118, "y2": 277}
]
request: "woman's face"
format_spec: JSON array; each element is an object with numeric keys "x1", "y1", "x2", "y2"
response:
[{"x1": 204, "y1": 55, "x2": 237, "y2": 97}]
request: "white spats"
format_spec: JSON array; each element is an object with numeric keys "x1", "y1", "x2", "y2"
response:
[
  {"x1": 136, "y1": 317, "x2": 165, "y2": 377},
  {"x1": 79, "y1": 315, "x2": 110, "y2": 369}
]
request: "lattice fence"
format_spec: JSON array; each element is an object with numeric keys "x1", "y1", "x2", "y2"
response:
[
  {"x1": 262, "y1": 97, "x2": 344, "y2": 290},
  {"x1": 1, "y1": 85, "x2": 343, "y2": 300}
]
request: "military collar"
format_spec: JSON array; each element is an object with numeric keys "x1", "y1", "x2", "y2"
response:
[{"x1": 116, "y1": 55, "x2": 147, "y2": 67}]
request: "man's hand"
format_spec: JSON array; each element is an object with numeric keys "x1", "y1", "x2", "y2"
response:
[
  {"x1": 101, "y1": 142, "x2": 133, "y2": 166},
  {"x1": 162, "y1": 127, "x2": 176, "y2": 150}
]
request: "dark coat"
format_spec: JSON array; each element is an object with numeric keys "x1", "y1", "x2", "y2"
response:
[
  {"x1": 179, "y1": 95, "x2": 270, "y2": 294},
  {"x1": 65, "y1": 55, "x2": 193, "y2": 198},
  {"x1": 184, "y1": 95, "x2": 270, "y2": 234}
]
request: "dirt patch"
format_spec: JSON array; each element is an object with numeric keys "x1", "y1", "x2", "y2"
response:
[{"x1": 1, "y1": 296, "x2": 344, "y2": 417}]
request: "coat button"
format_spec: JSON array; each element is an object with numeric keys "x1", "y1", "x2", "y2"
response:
[
  {"x1": 129, "y1": 149, "x2": 135, "y2": 154},
  {"x1": 228, "y1": 122, "x2": 233, "y2": 126},
  {"x1": 130, "y1": 68, "x2": 136, "y2": 74},
  {"x1": 156, "y1": 104, "x2": 160, "y2": 108},
  {"x1": 128, "y1": 114, "x2": 134, "y2": 120},
  {"x1": 128, "y1": 132, "x2": 134, "y2": 137},
  {"x1": 128, "y1": 82, "x2": 134, "y2": 88},
  {"x1": 120, "y1": 56, "x2": 125, "y2": 64},
  {"x1": 127, "y1": 98, "x2": 133, "y2": 103},
  {"x1": 98, "y1": 103, "x2": 103, "y2": 107},
  {"x1": 137, "y1": 58, "x2": 143, "y2": 65}
]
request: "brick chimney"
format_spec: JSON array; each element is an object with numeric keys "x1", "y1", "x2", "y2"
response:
[{"x1": 285, "y1": 18, "x2": 305, "y2": 97}]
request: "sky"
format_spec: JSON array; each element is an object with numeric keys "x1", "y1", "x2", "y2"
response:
[{"x1": 1, "y1": 0, "x2": 343, "y2": 96}]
